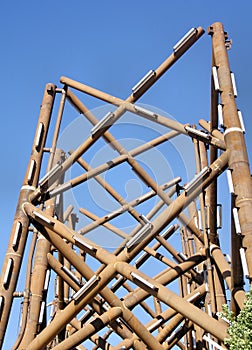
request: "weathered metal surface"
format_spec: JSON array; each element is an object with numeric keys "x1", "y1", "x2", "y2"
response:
[{"x1": 0, "y1": 22, "x2": 250, "y2": 349}]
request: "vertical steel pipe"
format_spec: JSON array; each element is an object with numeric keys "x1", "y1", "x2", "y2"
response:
[
  {"x1": 209, "y1": 22, "x2": 252, "y2": 281},
  {"x1": 19, "y1": 149, "x2": 63, "y2": 349},
  {"x1": 0, "y1": 84, "x2": 56, "y2": 349}
]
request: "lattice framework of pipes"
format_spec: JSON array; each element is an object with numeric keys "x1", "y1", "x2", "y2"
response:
[{"x1": 0, "y1": 22, "x2": 251, "y2": 350}]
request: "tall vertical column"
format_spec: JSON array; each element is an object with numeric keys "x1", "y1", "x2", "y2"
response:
[
  {"x1": 208, "y1": 51, "x2": 219, "y2": 245},
  {"x1": 0, "y1": 84, "x2": 56, "y2": 349},
  {"x1": 209, "y1": 22, "x2": 252, "y2": 282},
  {"x1": 19, "y1": 149, "x2": 63, "y2": 350}
]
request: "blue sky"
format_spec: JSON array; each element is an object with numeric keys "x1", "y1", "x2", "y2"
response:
[{"x1": 0, "y1": 1, "x2": 252, "y2": 348}]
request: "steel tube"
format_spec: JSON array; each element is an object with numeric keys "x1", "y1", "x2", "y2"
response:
[
  {"x1": 61, "y1": 27, "x2": 204, "y2": 104},
  {"x1": 164, "y1": 321, "x2": 193, "y2": 350},
  {"x1": 198, "y1": 118, "x2": 224, "y2": 141},
  {"x1": 198, "y1": 140, "x2": 219, "y2": 315},
  {"x1": 209, "y1": 22, "x2": 252, "y2": 280},
  {"x1": 25, "y1": 227, "x2": 164, "y2": 350},
  {"x1": 47, "y1": 253, "x2": 133, "y2": 342},
  {"x1": 0, "y1": 84, "x2": 56, "y2": 349},
  {"x1": 47, "y1": 88, "x2": 67, "y2": 170},
  {"x1": 115, "y1": 262, "x2": 228, "y2": 342},
  {"x1": 78, "y1": 180, "x2": 179, "y2": 235},
  {"x1": 123, "y1": 257, "x2": 206, "y2": 310},
  {"x1": 48, "y1": 129, "x2": 178, "y2": 199},
  {"x1": 121, "y1": 152, "x2": 228, "y2": 262},
  {"x1": 19, "y1": 149, "x2": 63, "y2": 349},
  {"x1": 24, "y1": 153, "x2": 228, "y2": 269},
  {"x1": 116, "y1": 288, "x2": 203, "y2": 350},
  {"x1": 51, "y1": 307, "x2": 123, "y2": 350},
  {"x1": 30, "y1": 103, "x2": 127, "y2": 202},
  {"x1": 210, "y1": 244, "x2": 245, "y2": 308},
  {"x1": 11, "y1": 232, "x2": 37, "y2": 350},
  {"x1": 231, "y1": 195, "x2": 244, "y2": 314}
]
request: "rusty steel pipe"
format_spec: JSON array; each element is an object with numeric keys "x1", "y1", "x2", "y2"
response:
[
  {"x1": 208, "y1": 57, "x2": 219, "y2": 245},
  {"x1": 24, "y1": 200, "x2": 207, "y2": 350},
  {"x1": 47, "y1": 253, "x2": 134, "y2": 343},
  {"x1": 0, "y1": 83, "x2": 56, "y2": 349},
  {"x1": 25, "y1": 263, "x2": 117, "y2": 350},
  {"x1": 1, "y1": 22, "x2": 251, "y2": 349},
  {"x1": 19, "y1": 149, "x2": 63, "y2": 349},
  {"x1": 231, "y1": 194, "x2": 244, "y2": 314},
  {"x1": 11, "y1": 232, "x2": 37, "y2": 350},
  {"x1": 51, "y1": 307, "x2": 123, "y2": 350},
  {"x1": 61, "y1": 27, "x2": 204, "y2": 104},
  {"x1": 115, "y1": 261, "x2": 228, "y2": 342},
  {"x1": 24, "y1": 225, "x2": 165, "y2": 350},
  {"x1": 209, "y1": 22, "x2": 252, "y2": 280},
  {"x1": 48, "y1": 129, "x2": 179, "y2": 200},
  {"x1": 30, "y1": 103, "x2": 128, "y2": 203},
  {"x1": 23, "y1": 152, "x2": 228, "y2": 270},
  {"x1": 198, "y1": 140, "x2": 220, "y2": 315},
  {"x1": 47, "y1": 88, "x2": 67, "y2": 170},
  {"x1": 210, "y1": 244, "x2": 245, "y2": 309},
  {"x1": 123, "y1": 255, "x2": 206, "y2": 311},
  {"x1": 198, "y1": 118, "x2": 225, "y2": 142},
  {"x1": 78, "y1": 180, "x2": 180, "y2": 236}
]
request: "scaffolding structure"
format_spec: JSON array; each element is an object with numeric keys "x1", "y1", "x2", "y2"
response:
[{"x1": 0, "y1": 22, "x2": 251, "y2": 349}]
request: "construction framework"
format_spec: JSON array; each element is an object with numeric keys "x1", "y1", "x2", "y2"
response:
[{"x1": 0, "y1": 22, "x2": 251, "y2": 349}]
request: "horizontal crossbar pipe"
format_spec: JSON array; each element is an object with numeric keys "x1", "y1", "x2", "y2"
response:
[{"x1": 62, "y1": 76, "x2": 124, "y2": 106}]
